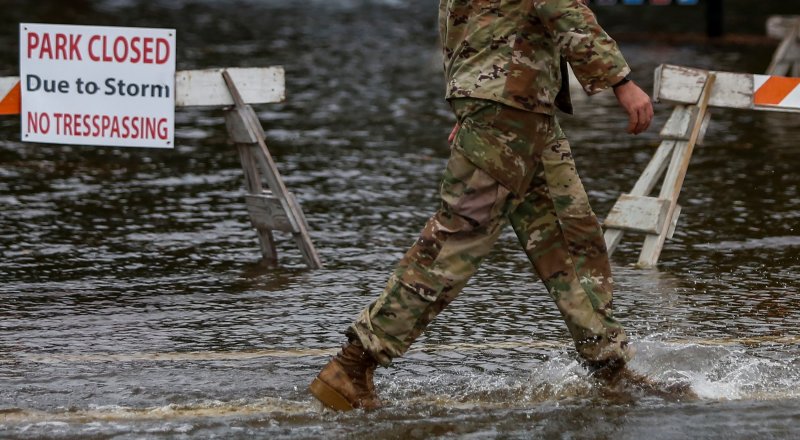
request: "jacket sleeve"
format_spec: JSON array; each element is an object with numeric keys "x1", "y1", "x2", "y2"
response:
[
  {"x1": 533, "y1": 0, "x2": 630, "y2": 95},
  {"x1": 438, "y1": 1, "x2": 448, "y2": 45}
]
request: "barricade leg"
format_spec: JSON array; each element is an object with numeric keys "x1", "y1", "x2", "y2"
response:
[
  {"x1": 603, "y1": 74, "x2": 716, "y2": 267},
  {"x1": 222, "y1": 71, "x2": 322, "y2": 269}
]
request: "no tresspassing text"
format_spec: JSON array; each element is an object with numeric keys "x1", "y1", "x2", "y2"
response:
[{"x1": 27, "y1": 111, "x2": 169, "y2": 140}]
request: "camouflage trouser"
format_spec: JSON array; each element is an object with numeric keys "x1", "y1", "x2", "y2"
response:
[{"x1": 348, "y1": 98, "x2": 631, "y2": 367}]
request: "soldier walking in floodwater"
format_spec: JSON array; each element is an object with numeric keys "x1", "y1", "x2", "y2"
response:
[{"x1": 311, "y1": 0, "x2": 654, "y2": 411}]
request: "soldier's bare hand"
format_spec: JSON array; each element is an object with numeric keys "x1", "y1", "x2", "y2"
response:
[
  {"x1": 448, "y1": 122, "x2": 460, "y2": 143},
  {"x1": 614, "y1": 81, "x2": 654, "y2": 135}
]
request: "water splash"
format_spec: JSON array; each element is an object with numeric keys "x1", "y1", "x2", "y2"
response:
[{"x1": 632, "y1": 337, "x2": 800, "y2": 401}]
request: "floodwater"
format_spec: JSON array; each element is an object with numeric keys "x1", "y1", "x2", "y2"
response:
[{"x1": 1, "y1": 0, "x2": 799, "y2": 438}]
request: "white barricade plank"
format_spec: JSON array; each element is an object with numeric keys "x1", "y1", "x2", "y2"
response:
[
  {"x1": 604, "y1": 194, "x2": 670, "y2": 235},
  {"x1": 175, "y1": 67, "x2": 285, "y2": 107},
  {"x1": 655, "y1": 64, "x2": 800, "y2": 113},
  {"x1": 655, "y1": 65, "x2": 752, "y2": 110}
]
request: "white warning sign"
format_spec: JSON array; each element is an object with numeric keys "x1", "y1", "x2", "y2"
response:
[{"x1": 20, "y1": 23, "x2": 176, "y2": 148}]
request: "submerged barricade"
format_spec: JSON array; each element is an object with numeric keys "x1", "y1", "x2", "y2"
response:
[{"x1": 1, "y1": 65, "x2": 322, "y2": 269}]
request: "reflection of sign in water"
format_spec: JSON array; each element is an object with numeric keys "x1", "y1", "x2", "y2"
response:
[{"x1": 20, "y1": 23, "x2": 176, "y2": 148}]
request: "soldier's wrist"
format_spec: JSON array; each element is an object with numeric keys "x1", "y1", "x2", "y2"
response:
[{"x1": 612, "y1": 75, "x2": 632, "y2": 89}]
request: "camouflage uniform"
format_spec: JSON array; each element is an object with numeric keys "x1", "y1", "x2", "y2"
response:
[{"x1": 347, "y1": 0, "x2": 632, "y2": 367}]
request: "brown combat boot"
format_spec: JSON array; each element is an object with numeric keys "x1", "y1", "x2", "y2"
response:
[
  {"x1": 584, "y1": 358, "x2": 628, "y2": 385},
  {"x1": 309, "y1": 341, "x2": 382, "y2": 411}
]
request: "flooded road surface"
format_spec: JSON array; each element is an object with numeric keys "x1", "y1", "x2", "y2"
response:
[{"x1": 2, "y1": 0, "x2": 800, "y2": 438}]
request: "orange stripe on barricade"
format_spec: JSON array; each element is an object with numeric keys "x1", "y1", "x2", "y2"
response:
[
  {"x1": 754, "y1": 76, "x2": 800, "y2": 106},
  {"x1": 0, "y1": 81, "x2": 21, "y2": 115}
]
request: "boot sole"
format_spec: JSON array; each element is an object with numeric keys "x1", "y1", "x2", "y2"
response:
[{"x1": 309, "y1": 377, "x2": 355, "y2": 411}]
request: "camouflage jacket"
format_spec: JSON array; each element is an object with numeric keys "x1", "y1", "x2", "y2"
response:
[{"x1": 438, "y1": 0, "x2": 631, "y2": 114}]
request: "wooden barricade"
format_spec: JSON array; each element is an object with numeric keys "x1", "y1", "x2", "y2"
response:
[
  {"x1": 221, "y1": 71, "x2": 322, "y2": 269},
  {"x1": 604, "y1": 64, "x2": 800, "y2": 267},
  {"x1": 0, "y1": 67, "x2": 322, "y2": 269},
  {"x1": 766, "y1": 15, "x2": 800, "y2": 76}
]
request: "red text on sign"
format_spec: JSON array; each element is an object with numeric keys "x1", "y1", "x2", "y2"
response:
[
  {"x1": 25, "y1": 31, "x2": 171, "y2": 65},
  {"x1": 27, "y1": 32, "x2": 82, "y2": 61},
  {"x1": 27, "y1": 111, "x2": 169, "y2": 140},
  {"x1": 87, "y1": 35, "x2": 170, "y2": 64},
  {"x1": 27, "y1": 112, "x2": 51, "y2": 135}
]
